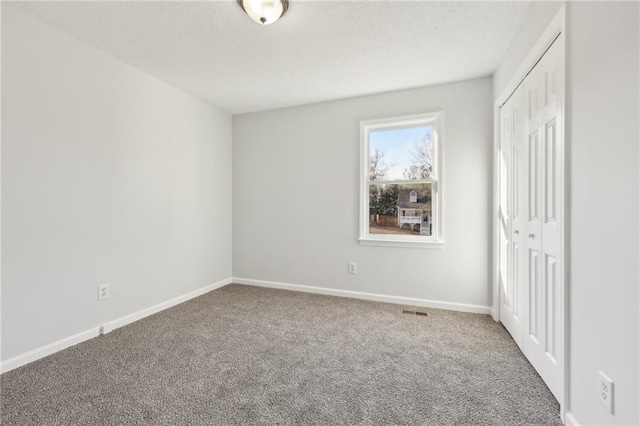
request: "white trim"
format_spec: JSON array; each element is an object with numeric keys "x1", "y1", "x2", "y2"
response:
[
  {"x1": 495, "y1": 7, "x2": 566, "y2": 109},
  {"x1": 233, "y1": 277, "x2": 491, "y2": 314},
  {"x1": 360, "y1": 111, "x2": 444, "y2": 246},
  {"x1": 492, "y1": 3, "x2": 567, "y2": 417},
  {"x1": 360, "y1": 112, "x2": 438, "y2": 132},
  {"x1": 0, "y1": 277, "x2": 232, "y2": 374},
  {"x1": 564, "y1": 412, "x2": 580, "y2": 426},
  {"x1": 106, "y1": 278, "x2": 231, "y2": 332},
  {"x1": 491, "y1": 91, "x2": 501, "y2": 323},
  {"x1": 489, "y1": 306, "x2": 499, "y2": 322},
  {"x1": 369, "y1": 178, "x2": 434, "y2": 185},
  {"x1": 0, "y1": 327, "x2": 101, "y2": 375},
  {"x1": 358, "y1": 238, "x2": 443, "y2": 249}
]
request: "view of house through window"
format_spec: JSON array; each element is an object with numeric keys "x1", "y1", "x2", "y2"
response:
[
  {"x1": 360, "y1": 113, "x2": 442, "y2": 246},
  {"x1": 369, "y1": 183, "x2": 432, "y2": 236}
]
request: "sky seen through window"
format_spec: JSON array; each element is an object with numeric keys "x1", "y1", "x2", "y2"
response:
[{"x1": 369, "y1": 125, "x2": 432, "y2": 181}]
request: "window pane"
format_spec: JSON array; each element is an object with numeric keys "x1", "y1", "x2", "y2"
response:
[
  {"x1": 369, "y1": 183, "x2": 433, "y2": 236},
  {"x1": 369, "y1": 125, "x2": 433, "y2": 181}
]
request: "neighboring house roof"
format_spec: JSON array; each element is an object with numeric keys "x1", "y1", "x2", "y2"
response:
[{"x1": 397, "y1": 189, "x2": 431, "y2": 210}]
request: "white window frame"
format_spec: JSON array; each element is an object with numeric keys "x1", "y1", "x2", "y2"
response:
[{"x1": 359, "y1": 112, "x2": 444, "y2": 249}]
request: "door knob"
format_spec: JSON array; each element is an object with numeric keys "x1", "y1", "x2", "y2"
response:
[{"x1": 528, "y1": 233, "x2": 535, "y2": 239}]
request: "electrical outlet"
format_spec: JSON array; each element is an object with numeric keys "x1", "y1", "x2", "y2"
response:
[
  {"x1": 598, "y1": 371, "x2": 613, "y2": 414},
  {"x1": 348, "y1": 262, "x2": 357, "y2": 274},
  {"x1": 97, "y1": 284, "x2": 109, "y2": 301}
]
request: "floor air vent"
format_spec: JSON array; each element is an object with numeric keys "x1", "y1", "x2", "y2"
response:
[{"x1": 402, "y1": 309, "x2": 428, "y2": 317}]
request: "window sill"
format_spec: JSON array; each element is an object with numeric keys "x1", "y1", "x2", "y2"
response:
[{"x1": 358, "y1": 238, "x2": 444, "y2": 249}]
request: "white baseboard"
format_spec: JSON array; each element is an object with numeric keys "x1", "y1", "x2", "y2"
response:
[
  {"x1": 564, "y1": 412, "x2": 580, "y2": 426},
  {"x1": 233, "y1": 277, "x2": 491, "y2": 314},
  {"x1": 106, "y1": 278, "x2": 232, "y2": 332},
  {"x1": 1, "y1": 276, "x2": 489, "y2": 373},
  {"x1": 0, "y1": 327, "x2": 102, "y2": 375},
  {"x1": 0, "y1": 277, "x2": 232, "y2": 374},
  {"x1": 489, "y1": 306, "x2": 499, "y2": 322}
]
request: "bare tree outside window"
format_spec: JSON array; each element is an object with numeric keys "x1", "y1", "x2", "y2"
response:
[
  {"x1": 369, "y1": 148, "x2": 392, "y2": 181},
  {"x1": 403, "y1": 131, "x2": 433, "y2": 180}
]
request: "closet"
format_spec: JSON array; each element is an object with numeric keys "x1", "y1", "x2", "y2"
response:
[{"x1": 498, "y1": 35, "x2": 565, "y2": 401}]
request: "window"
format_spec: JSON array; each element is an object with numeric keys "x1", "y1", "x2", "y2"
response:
[{"x1": 359, "y1": 112, "x2": 443, "y2": 248}]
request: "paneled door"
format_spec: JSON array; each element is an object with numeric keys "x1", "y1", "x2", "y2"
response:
[
  {"x1": 499, "y1": 85, "x2": 525, "y2": 348},
  {"x1": 499, "y1": 35, "x2": 564, "y2": 401}
]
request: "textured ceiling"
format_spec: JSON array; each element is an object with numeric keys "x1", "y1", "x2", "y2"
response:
[{"x1": 7, "y1": 1, "x2": 531, "y2": 114}]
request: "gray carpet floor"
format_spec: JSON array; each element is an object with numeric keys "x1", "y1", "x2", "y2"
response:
[{"x1": 1, "y1": 284, "x2": 561, "y2": 425}]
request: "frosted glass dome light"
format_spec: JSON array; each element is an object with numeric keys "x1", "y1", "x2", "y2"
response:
[{"x1": 237, "y1": 0, "x2": 289, "y2": 25}]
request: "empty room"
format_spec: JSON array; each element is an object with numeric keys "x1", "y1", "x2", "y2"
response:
[{"x1": 1, "y1": 1, "x2": 639, "y2": 425}]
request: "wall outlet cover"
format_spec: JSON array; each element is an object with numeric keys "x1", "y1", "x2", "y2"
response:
[
  {"x1": 598, "y1": 370, "x2": 613, "y2": 414},
  {"x1": 98, "y1": 284, "x2": 109, "y2": 301}
]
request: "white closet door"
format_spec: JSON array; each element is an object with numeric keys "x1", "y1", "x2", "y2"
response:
[
  {"x1": 521, "y1": 36, "x2": 564, "y2": 400},
  {"x1": 499, "y1": 35, "x2": 564, "y2": 401},
  {"x1": 499, "y1": 85, "x2": 525, "y2": 347}
]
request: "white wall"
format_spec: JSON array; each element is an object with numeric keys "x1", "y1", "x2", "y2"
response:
[
  {"x1": 1, "y1": 7, "x2": 232, "y2": 362},
  {"x1": 567, "y1": 2, "x2": 639, "y2": 424},
  {"x1": 494, "y1": 2, "x2": 640, "y2": 424},
  {"x1": 493, "y1": 1, "x2": 563, "y2": 100},
  {"x1": 233, "y1": 78, "x2": 493, "y2": 309}
]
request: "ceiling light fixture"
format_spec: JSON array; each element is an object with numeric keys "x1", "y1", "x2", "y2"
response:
[{"x1": 237, "y1": 0, "x2": 289, "y2": 25}]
